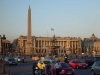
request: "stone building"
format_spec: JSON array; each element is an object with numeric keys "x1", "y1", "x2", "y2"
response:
[
  {"x1": 17, "y1": 35, "x2": 82, "y2": 56},
  {"x1": 82, "y1": 33, "x2": 99, "y2": 55},
  {"x1": 0, "y1": 35, "x2": 11, "y2": 54},
  {"x1": 93, "y1": 41, "x2": 100, "y2": 56},
  {"x1": 13, "y1": 6, "x2": 82, "y2": 56}
]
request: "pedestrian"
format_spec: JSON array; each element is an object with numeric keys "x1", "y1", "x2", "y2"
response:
[
  {"x1": 44, "y1": 61, "x2": 53, "y2": 75},
  {"x1": 23, "y1": 57, "x2": 27, "y2": 63},
  {"x1": 64, "y1": 57, "x2": 68, "y2": 63},
  {"x1": 54, "y1": 60, "x2": 62, "y2": 75},
  {"x1": 76, "y1": 55, "x2": 77, "y2": 59}
]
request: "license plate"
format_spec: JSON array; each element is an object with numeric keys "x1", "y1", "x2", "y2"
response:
[{"x1": 67, "y1": 72, "x2": 72, "y2": 74}]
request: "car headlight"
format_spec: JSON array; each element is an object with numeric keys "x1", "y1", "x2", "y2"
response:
[{"x1": 61, "y1": 70, "x2": 65, "y2": 73}]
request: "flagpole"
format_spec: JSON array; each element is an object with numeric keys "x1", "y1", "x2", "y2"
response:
[
  {"x1": 51, "y1": 28, "x2": 54, "y2": 36},
  {"x1": 47, "y1": 31, "x2": 48, "y2": 37}
]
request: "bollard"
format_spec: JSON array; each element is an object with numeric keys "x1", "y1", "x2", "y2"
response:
[{"x1": 8, "y1": 68, "x2": 10, "y2": 75}]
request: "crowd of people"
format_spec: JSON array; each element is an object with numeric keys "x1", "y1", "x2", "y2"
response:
[
  {"x1": 32, "y1": 55, "x2": 83, "y2": 75},
  {"x1": 32, "y1": 60, "x2": 62, "y2": 75}
]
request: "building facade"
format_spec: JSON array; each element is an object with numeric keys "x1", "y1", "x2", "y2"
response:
[
  {"x1": 82, "y1": 34, "x2": 99, "y2": 56},
  {"x1": 93, "y1": 41, "x2": 100, "y2": 56},
  {"x1": 17, "y1": 35, "x2": 82, "y2": 56},
  {"x1": 0, "y1": 35, "x2": 11, "y2": 54}
]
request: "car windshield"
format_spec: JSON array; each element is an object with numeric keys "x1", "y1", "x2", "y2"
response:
[
  {"x1": 52, "y1": 61, "x2": 57, "y2": 63},
  {"x1": 43, "y1": 61, "x2": 50, "y2": 64},
  {"x1": 61, "y1": 63, "x2": 70, "y2": 68},
  {"x1": 18, "y1": 57, "x2": 23, "y2": 58},
  {"x1": 77, "y1": 60, "x2": 83, "y2": 63},
  {"x1": 95, "y1": 57, "x2": 100, "y2": 60},
  {"x1": 49, "y1": 57, "x2": 56, "y2": 60},
  {"x1": 9, "y1": 59, "x2": 15, "y2": 61}
]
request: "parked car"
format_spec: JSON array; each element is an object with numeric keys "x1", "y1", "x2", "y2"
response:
[
  {"x1": 69, "y1": 59, "x2": 88, "y2": 69},
  {"x1": 14, "y1": 56, "x2": 24, "y2": 62},
  {"x1": 4, "y1": 57, "x2": 17, "y2": 65},
  {"x1": 85, "y1": 56, "x2": 100, "y2": 66},
  {"x1": 51, "y1": 62, "x2": 74, "y2": 75},
  {"x1": 44, "y1": 56, "x2": 57, "y2": 63},
  {"x1": 91, "y1": 61, "x2": 100, "y2": 75}
]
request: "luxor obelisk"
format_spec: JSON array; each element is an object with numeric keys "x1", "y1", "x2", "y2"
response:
[{"x1": 26, "y1": 5, "x2": 32, "y2": 55}]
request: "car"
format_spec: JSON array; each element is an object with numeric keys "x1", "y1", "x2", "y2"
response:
[
  {"x1": 69, "y1": 59, "x2": 88, "y2": 69},
  {"x1": 14, "y1": 56, "x2": 24, "y2": 62},
  {"x1": 44, "y1": 56, "x2": 57, "y2": 63},
  {"x1": 85, "y1": 56, "x2": 100, "y2": 67},
  {"x1": 4, "y1": 57, "x2": 17, "y2": 65},
  {"x1": 91, "y1": 61, "x2": 100, "y2": 75},
  {"x1": 51, "y1": 62, "x2": 74, "y2": 75}
]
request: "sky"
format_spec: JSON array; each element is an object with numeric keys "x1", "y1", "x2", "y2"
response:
[{"x1": 0, "y1": 0, "x2": 100, "y2": 42}]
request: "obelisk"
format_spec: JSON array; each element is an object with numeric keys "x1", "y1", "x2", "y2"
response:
[{"x1": 26, "y1": 5, "x2": 32, "y2": 55}]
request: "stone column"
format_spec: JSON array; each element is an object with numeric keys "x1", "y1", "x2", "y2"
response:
[
  {"x1": 43, "y1": 40, "x2": 45, "y2": 47},
  {"x1": 38, "y1": 40, "x2": 39, "y2": 52},
  {"x1": 72, "y1": 41, "x2": 73, "y2": 53},
  {"x1": 63, "y1": 41, "x2": 64, "y2": 47}
]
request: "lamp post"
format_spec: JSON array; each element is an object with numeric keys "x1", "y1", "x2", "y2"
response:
[{"x1": 0, "y1": 44, "x2": 6, "y2": 74}]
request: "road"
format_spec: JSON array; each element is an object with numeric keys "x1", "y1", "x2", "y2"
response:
[
  {"x1": 13, "y1": 68, "x2": 91, "y2": 75},
  {"x1": 0, "y1": 56, "x2": 91, "y2": 75},
  {"x1": 0, "y1": 56, "x2": 35, "y2": 75}
]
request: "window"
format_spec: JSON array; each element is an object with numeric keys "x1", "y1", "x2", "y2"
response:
[
  {"x1": 95, "y1": 62, "x2": 100, "y2": 67},
  {"x1": 94, "y1": 57, "x2": 100, "y2": 61},
  {"x1": 61, "y1": 63, "x2": 70, "y2": 68}
]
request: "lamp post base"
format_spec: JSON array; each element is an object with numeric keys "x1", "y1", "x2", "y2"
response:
[{"x1": 0, "y1": 69, "x2": 6, "y2": 74}]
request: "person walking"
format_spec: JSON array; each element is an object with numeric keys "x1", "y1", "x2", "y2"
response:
[
  {"x1": 64, "y1": 57, "x2": 68, "y2": 63},
  {"x1": 54, "y1": 60, "x2": 61, "y2": 75},
  {"x1": 44, "y1": 61, "x2": 53, "y2": 75}
]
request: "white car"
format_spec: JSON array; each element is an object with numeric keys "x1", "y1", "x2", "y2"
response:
[{"x1": 14, "y1": 56, "x2": 24, "y2": 62}]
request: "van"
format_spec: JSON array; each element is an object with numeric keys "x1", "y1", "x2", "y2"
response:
[{"x1": 85, "y1": 56, "x2": 100, "y2": 66}]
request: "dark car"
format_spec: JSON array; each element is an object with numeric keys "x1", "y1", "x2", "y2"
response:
[
  {"x1": 4, "y1": 57, "x2": 17, "y2": 65},
  {"x1": 91, "y1": 61, "x2": 100, "y2": 75},
  {"x1": 44, "y1": 56, "x2": 57, "y2": 63},
  {"x1": 85, "y1": 56, "x2": 100, "y2": 66}
]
